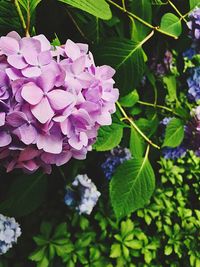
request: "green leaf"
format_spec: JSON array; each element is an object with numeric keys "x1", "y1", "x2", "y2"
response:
[
  {"x1": 160, "y1": 13, "x2": 182, "y2": 38},
  {"x1": 95, "y1": 39, "x2": 145, "y2": 95},
  {"x1": 93, "y1": 123, "x2": 123, "y2": 151},
  {"x1": 0, "y1": 172, "x2": 47, "y2": 217},
  {"x1": 163, "y1": 118, "x2": 184, "y2": 148},
  {"x1": 29, "y1": 247, "x2": 46, "y2": 262},
  {"x1": 18, "y1": 0, "x2": 42, "y2": 15},
  {"x1": 151, "y1": 0, "x2": 166, "y2": 4},
  {"x1": 125, "y1": 240, "x2": 143, "y2": 250},
  {"x1": 0, "y1": 1, "x2": 21, "y2": 35},
  {"x1": 163, "y1": 75, "x2": 177, "y2": 102},
  {"x1": 119, "y1": 90, "x2": 139, "y2": 107},
  {"x1": 130, "y1": 0, "x2": 152, "y2": 41},
  {"x1": 130, "y1": 128, "x2": 145, "y2": 158},
  {"x1": 110, "y1": 244, "x2": 122, "y2": 258},
  {"x1": 164, "y1": 245, "x2": 173, "y2": 256},
  {"x1": 110, "y1": 156, "x2": 155, "y2": 219},
  {"x1": 58, "y1": 0, "x2": 112, "y2": 20},
  {"x1": 190, "y1": 0, "x2": 200, "y2": 9}
]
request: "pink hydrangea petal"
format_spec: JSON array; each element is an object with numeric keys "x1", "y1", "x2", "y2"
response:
[
  {"x1": 6, "y1": 31, "x2": 21, "y2": 41},
  {"x1": 21, "y1": 160, "x2": 39, "y2": 172},
  {"x1": 23, "y1": 50, "x2": 38, "y2": 65},
  {"x1": 37, "y1": 70, "x2": 56, "y2": 92},
  {"x1": 7, "y1": 54, "x2": 28, "y2": 69},
  {"x1": 65, "y1": 75, "x2": 82, "y2": 92},
  {"x1": 19, "y1": 147, "x2": 41, "y2": 161},
  {"x1": 37, "y1": 134, "x2": 63, "y2": 154},
  {"x1": 33, "y1": 34, "x2": 51, "y2": 51},
  {"x1": 41, "y1": 151, "x2": 72, "y2": 166},
  {"x1": 31, "y1": 97, "x2": 54, "y2": 123},
  {"x1": 0, "y1": 131, "x2": 12, "y2": 147},
  {"x1": 77, "y1": 43, "x2": 88, "y2": 53},
  {"x1": 5, "y1": 68, "x2": 22, "y2": 80},
  {"x1": 38, "y1": 51, "x2": 52, "y2": 66},
  {"x1": 22, "y1": 66, "x2": 42, "y2": 78},
  {"x1": 48, "y1": 90, "x2": 75, "y2": 110},
  {"x1": 20, "y1": 37, "x2": 41, "y2": 55},
  {"x1": 6, "y1": 111, "x2": 26, "y2": 127},
  {"x1": 65, "y1": 39, "x2": 81, "y2": 60},
  {"x1": 0, "y1": 113, "x2": 5, "y2": 126},
  {"x1": 102, "y1": 88, "x2": 119, "y2": 101},
  {"x1": 0, "y1": 70, "x2": 8, "y2": 87},
  {"x1": 0, "y1": 37, "x2": 19, "y2": 55},
  {"x1": 96, "y1": 112, "x2": 112, "y2": 125},
  {"x1": 18, "y1": 124, "x2": 37, "y2": 145},
  {"x1": 96, "y1": 65, "x2": 115, "y2": 79},
  {"x1": 72, "y1": 56, "x2": 85, "y2": 75},
  {"x1": 68, "y1": 135, "x2": 83, "y2": 150},
  {"x1": 21, "y1": 82, "x2": 43, "y2": 105}
]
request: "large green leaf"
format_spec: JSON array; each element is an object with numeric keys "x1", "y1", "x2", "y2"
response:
[
  {"x1": 58, "y1": 0, "x2": 112, "y2": 20},
  {"x1": 19, "y1": 0, "x2": 42, "y2": 15},
  {"x1": 160, "y1": 13, "x2": 182, "y2": 38},
  {"x1": 95, "y1": 39, "x2": 145, "y2": 95},
  {"x1": 130, "y1": 0, "x2": 152, "y2": 41},
  {"x1": 151, "y1": 0, "x2": 166, "y2": 4},
  {"x1": 110, "y1": 156, "x2": 155, "y2": 219},
  {"x1": 0, "y1": 0, "x2": 21, "y2": 35},
  {"x1": 119, "y1": 90, "x2": 139, "y2": 108},
  {"x1": 163, "y1": 75, "x2": 177, "y2": 102},
  {"x1": 93, "y1": 123, "x2": 123, "y2": 151},
  {"x1": 0, "y1": 172, "x2": 47, "y2": 217},
  {"x1": 190, "y1": 0, "x2": 200, "y2": 9},
  {"x1": 130, "y1": 128, "x2": 145, "y2": 158},
  {"x1": 163, "y1": 118, "x2": 184, "y2": 148}
]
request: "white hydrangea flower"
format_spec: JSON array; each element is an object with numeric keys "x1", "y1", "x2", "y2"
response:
[
  {"x1": 72, "y1": 174, "x2": 101, "y2": 215},
  {"x1": 0, "y1": 214, "x2": 21, "y2": 255}
]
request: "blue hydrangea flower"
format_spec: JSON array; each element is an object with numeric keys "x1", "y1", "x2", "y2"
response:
[
  {"x1": 160, "y1": 117, "x2": 173, "y2": 126},
  {"x1": 187, "y1": 67, "x2": 200, "y2": 101},
  {"x1": 162, "y1": 146, "x2": 187, "y2": 160},
  {"x1": 0, "y1": 214, "x2": 21, "y2": 255},
  {"x1": 101, "y1": 147, "x2": 132, "y2": 180},
  {"x1": 187, "y1": 7, "x2": 200, "y2": 41},
  {"x1": 64, "y1": 174, "x2": 101, "y2": 215},
  {"x1": 183, "y1": 48, "x2": 196, "y2": 59}
]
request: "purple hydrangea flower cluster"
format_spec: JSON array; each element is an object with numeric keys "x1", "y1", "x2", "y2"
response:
[
  {"x1": 0, "y1": 31, "x2": 119, "y2": 173},
  {"x1": 0, "y1": 214, "x2": 21, "y2": 255},
  {"x1": 150, "y1": 50, "x2": 173, "y2": 77},
  {"x1": 101, "y1": 147, "x2": 132, "y2": 180},
  {"x1": 64, "y1": 174, "x2": 101, "y2": 215},
  {"x1": 187, "y1": 66, "x2": 200, "y2": 101},
  {"x1": 187, "y1": 7, "x2": 200, "y2": 41}
]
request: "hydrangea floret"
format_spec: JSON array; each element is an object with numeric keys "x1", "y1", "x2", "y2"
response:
[
  {"x1": 101, "y1": 147, "x2": 132, "y2": 180},
  {"x1": 0, "y1": 214, "x2": 21, "y2": 255},
  {"x1": 64, "y1": 174, "x2": 101, "y2": 215},
  {"x1": 187, "y1": 7, "x2": 200, "y2": 41}
]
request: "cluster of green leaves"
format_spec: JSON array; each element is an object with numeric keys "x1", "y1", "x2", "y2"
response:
[{"x1": 16, "y1": 151, "x2": 198, "y2": 267}]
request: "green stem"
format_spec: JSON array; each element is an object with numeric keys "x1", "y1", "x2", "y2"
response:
[
  {"x1": 25, "y1": 0, "x2": 31, "y2": 37},
  {"x1": 13, "y1": 0, "x2": 27, "y2": 35},
  {"x1": 138, "y1": 100, "x2": 182, "y2": 117},
  {"x1": 168, "y1": 0, "x2": 187, "y2": 23},
  {"x1": 117, "y1": 102, "x2": 160, "y2": 149},
  {"x1": 107, "y1": 0, "x2": 178, "y2": 39},
  {"x1": 145, "y1": 144, "x2": 150, "y2": 160},
  {"x1": 122, "y1": 0, "x2": 126, "y2": 11}
]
